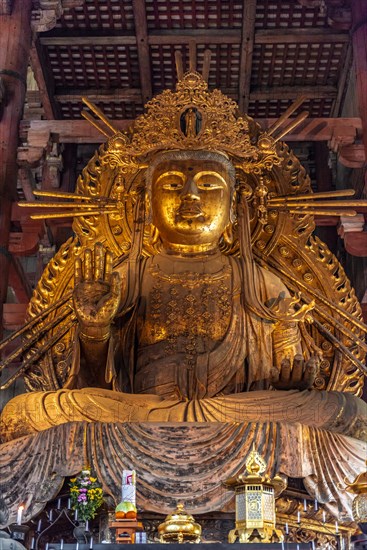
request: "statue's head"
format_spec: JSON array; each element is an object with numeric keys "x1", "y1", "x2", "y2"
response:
[{"x1": 146, "y1": 150, "x2": 235, "y2": 252}]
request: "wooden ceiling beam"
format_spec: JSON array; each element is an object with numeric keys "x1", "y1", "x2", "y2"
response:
[
  {"x1": 132, "y1": 0, "x2": 152, "y2": 103},
  {"x1": 40, "y1": 34, "x2": 137, "y2": 46},
  {"x1": 254, "y1": 28, "x2": 350, "y2": 44},
  {"x1": 29, "y1": 38, "x2": 60, "y2": 119},
  {"x1": 238, "y1": 0, "x2": 257, "y2": 113},
  {"x1": 148, "y1": 29, "x2": 240, "y2": 45},
  {"x1": 20, "y1": 117, "x2": 362, "y2": 145},
  {"x1": 7, "y1": 257, "x2": 32, "y2": 302},
  {"x1": 330, "y1": 44, "x2": 352, "y2": 117},
  {"x1": 3, "y1": 303, "x2": 28, "y2": 331},
  {"x1": 39, "y1": 28, "x2": 349, "y2": 47},
  {"x1": 54, "y1": 84, "x2": 336, "y2": 106},
  {"x1": 39, "y1": 29, "x2": 241, "y2": 46},
  {"x1": 55, "y1": 88, "x2": 142, "y2": 103},
  {"x1": 250, "y1": 86, "x2": 338, "y2": 100}
]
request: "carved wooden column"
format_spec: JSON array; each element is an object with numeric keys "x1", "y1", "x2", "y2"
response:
[
  {"x1": 0, "y1": 0, "x2": 33, "y2": 339},
  {"x1": 351, "y1": 0, "x2": 367, "y2": 190}
]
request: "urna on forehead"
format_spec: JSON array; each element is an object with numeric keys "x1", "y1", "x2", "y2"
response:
[{"x1": 145, "y1": 149, "x2": 236, "y2": 192}]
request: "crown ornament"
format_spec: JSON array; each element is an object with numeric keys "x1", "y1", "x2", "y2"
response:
[
  {"x1": 132, "y1": 71, "x2": 261, "y2": 161},
  {"x1": 91, "y1": 70, "x2": 281, "y2": 180}
]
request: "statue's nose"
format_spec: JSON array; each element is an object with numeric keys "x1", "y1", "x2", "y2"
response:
[{"x1": 180, "y1": 177, "x2": 200, "y2": 201}]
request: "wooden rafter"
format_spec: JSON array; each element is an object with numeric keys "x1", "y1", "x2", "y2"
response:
[
  {"x1": 255, "y1": 28, "x2": 349, "y2": 44},
  {"x1": 132, "y1": 0, "x2": 152, "y2": 103},
  {"x1": 250, "y1": 86, "x2": 338, "y2": 100},
  {"x1": 238, "y1": 0, "x2": 257, "y2": 113},
  {"x1": 55, "y1": 88, "x2": 142, "y2": 103},
  {"x1": 39, "y1": 28, "x2": 350, "y2": 47},
  {"x1": 20, "y1": 117, "x2": 362, "y2": 145},
  {"x1": 330, "y1": 43, "x2": 352, "y2": 117},
  {"x1": 29, "y1": 38, "x2": 59, "y2": 119}
]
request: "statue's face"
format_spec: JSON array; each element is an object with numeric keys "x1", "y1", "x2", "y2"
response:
[{"x1": 151, "y1": 157, "x2": 231, "y2": 250}]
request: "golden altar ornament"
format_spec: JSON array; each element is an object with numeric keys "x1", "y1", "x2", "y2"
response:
[
  {"x1": 224, "y1": 447, "x2": 286, "y2": 544},
  {"x1": 158, "y1": 503, "x2": 202, "y2": 543},
  {"x1": 345, "y1": 460, "x2": 367, "y2": 532}
]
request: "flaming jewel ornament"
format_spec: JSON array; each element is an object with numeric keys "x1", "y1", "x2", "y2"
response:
[
  {"x1": 158, "y1": 503, "x2": 202, "y2": 544},
  {"x1": 224, "y1": 447, "x2": 286, "y2": 544}
]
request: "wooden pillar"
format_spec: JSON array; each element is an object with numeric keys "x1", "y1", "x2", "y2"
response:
[
  {"x1": 351, "y1": 0, "x2": 367, "y2": 191},
  {"x1": 0, "y1": 0, "x2": 33, "y2": 339}
]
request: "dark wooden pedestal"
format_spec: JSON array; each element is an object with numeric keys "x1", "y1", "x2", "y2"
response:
[{"x1": 109, "y1": 520, "x2": 144, "y2": 544}]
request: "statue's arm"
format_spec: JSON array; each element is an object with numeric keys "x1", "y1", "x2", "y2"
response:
[
  {"x1": 260, "y1": 268, "x2": 319, "y2": 390},
  {"x1": 71, "y1": 243, "x2": 122, "y2": 389}
]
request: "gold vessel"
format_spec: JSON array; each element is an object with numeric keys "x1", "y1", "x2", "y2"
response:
[{"x1": 158, "y1": 503, "x2": 202, "y2": 543}]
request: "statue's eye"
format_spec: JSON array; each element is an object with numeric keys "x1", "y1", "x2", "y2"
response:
[
  {"x1": 200, "y1": 182, "x2": 215, "y2": 188},
  {"x1": 197, "y1": 179, "x2": 224, "y2": 190},
  {"x1": 195, "y1": 172, "x2": 227, "y2": 190},
  {"x1": 162, "y1": 181, "x2": 184, "y2": 190}
]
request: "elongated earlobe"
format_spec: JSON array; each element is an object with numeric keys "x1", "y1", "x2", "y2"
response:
[
  {"x1": 222, "y1": 223, "x2": 234, "y2": 246},
  {"x1": 144, "y1": 192, "x2": 152, "y2": 224},
  {"x1": 229, "y1": 191, "x2": 237, "y2": 224}
]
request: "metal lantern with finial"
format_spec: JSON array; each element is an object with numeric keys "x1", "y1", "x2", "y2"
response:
[
  {"x1": 345, "y1": 460, "x2": 367, "y2": 535},
  {"x1": 223, "y1": 446, "x2": 286, "y2": 543},
  {"x1": 158, "y1": 503, "x2": 202, "y2": 543}
]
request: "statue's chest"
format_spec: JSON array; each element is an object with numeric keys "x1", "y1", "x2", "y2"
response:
[{"x1": 138, "y1": 263, "x2": 233, "y2": 346}]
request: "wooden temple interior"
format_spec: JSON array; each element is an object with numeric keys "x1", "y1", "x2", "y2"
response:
[{"x1": 0, "y1": 0, "x2": 367, "y2": 547}]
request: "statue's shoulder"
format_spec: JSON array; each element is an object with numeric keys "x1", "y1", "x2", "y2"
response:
[{"x1": 256, "y1": 264, "x2": 290, "y2": 295}]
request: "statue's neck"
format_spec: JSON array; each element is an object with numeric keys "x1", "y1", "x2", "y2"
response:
[
  {"x1": 154, "y1": 246, "x2": 226, "y2": 275},
  {"x1": 161, "y1": 241, "x2": 220, "y2": 258}
]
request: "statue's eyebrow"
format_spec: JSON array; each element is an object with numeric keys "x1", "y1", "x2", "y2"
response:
[
  {"x1": 155, "y1": 171, "x2": 185, "y2": 184},
  {"x1": 193, "y1": 171, "x2": 227, "y2": 186}
]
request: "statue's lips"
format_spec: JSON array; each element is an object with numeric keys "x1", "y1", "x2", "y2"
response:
[{"x1": 176, "y1": 202, "x2": 204, "y2": 219}]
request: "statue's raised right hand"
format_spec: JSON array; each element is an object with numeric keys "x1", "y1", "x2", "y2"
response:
[{"x1": 73, "y1": 242, "x2": 121, "y2": 340}]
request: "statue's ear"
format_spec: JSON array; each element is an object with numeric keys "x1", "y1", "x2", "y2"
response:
[
  {"x1": 144, "y1": 190, "x2": 152, "y2": 224},
  {"x1": 222, "y1": 222, "x2": 234, "y2": 246},
  {"x1": 229, "y1": 190, "x2": 237, "y2": 224}
]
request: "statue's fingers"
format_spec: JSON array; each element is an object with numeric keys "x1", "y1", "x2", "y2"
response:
[
  {"x1": 74, "y1": 257, "x2": 82, "y2": 285},
  {"x1": 279, "y1": 357, "x2": 291, "y2": 383},
  {"x1": 302, "y1": 367, "x2": 317, "y2": 389},
  {"x1": 104, "y1": 249, "x2": 113, "y2": 283},
  {"x1": 270, "y1": 367, "x2": 280, "y2": 385},
  {"x1": 110, "y1": 272, "x2": 122, "y2": 298},
  {"x1": 291, "y1": 354, "x2": 304, "y2": 384},
  {"x1": 94, "y1": 242, "x2": 104, "y2": 281},
  {"x1": 84, "y1": 248, "x2": 93, "y2": 281},
  {"x1": 305, "y1": 356, "x2": 319, "y2": 381}
]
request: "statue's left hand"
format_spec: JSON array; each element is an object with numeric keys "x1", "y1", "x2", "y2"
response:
[{"x1": 270, "y1": 355, "x2": 319, "y2": 391}]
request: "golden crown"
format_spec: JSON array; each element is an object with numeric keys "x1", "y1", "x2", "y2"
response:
[{"x1": 89, "y1": 70, "x2": 282, "y2": 179}]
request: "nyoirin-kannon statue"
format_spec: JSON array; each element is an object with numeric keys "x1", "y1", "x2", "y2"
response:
[{"x1": 0, "y1": 64, "x2": 366, "y2": 527}]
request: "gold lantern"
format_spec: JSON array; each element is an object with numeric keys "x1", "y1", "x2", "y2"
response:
[
  {"x1": 345, "y1": 460, "x2": 367, "y2": 534},
  {"x1": 224, "y1": 447, "x2": 286, "y2": 543},
  {"x1": 158, "y1": 503, "x2": 202, "y2": 543}
]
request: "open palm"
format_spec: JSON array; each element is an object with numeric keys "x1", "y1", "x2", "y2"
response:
[{"x1": 73, "y1": 243, "x2": 121, "y2": 332}]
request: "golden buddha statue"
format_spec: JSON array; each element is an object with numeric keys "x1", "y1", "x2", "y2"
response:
[
  {"x1": 64, "y1": 149, "x2": 315, "y2": 400},
  {"x1": 0, "y1": 67, "x2": 366, "y2": 526}
]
